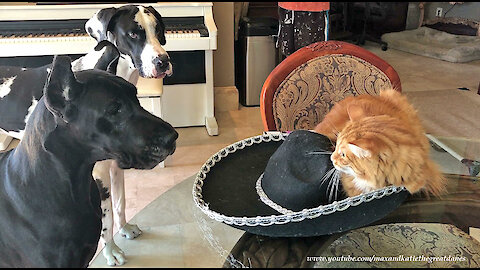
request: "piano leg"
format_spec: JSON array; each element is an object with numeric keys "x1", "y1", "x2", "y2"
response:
[
  {"x1": 205, "y1": 116, "x2": 219, "y2": 136},
  {"x1": 204, "y1": 50, "x2": 218, "y2": 136}
]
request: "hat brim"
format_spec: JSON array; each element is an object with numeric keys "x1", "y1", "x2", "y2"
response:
[{"x1": 193, "y1": 133, "x2": 409, "y2": 237}]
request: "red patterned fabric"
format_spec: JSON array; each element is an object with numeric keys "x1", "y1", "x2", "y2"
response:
[{"x1": 278, "y1": 2, "x2": 330, "y2": 12}]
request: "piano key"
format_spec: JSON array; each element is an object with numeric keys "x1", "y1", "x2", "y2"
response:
[{"x1": 165, "y1": 29, "x2": 201, "y2": 38}]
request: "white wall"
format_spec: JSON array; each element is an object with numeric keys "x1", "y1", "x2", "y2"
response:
[{"x1": 423, "y1": 2, "x2": 480, "y2": 21}]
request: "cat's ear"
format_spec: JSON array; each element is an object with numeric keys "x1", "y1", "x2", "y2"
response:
[
  {"x1": 348, "y1": 143, "x2": 371, "y2": 158},
  {"x1": 347, "y1": 104, "x2": 365, "y2": 121}
]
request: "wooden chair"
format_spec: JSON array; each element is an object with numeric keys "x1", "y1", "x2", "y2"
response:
[{"x1": 260, "y1": 40, "x2": 401, "y2": 132}]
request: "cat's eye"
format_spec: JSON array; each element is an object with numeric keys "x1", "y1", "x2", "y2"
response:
[{"x1": 341, "y1": 152, "x2": 346, "y2": 158}]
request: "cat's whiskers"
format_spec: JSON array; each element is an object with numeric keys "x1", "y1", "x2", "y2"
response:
[
  {"x1": 326, "y1": 177, "x2": 334, "y2": 201},
  {"x1": 328, "y1": 169, "x2": 341, "y2": 202},
  {"x1": 320, "y1": 167, "x2": 337, "y2": 186},
  {"x1": 307, "y1": 151, "x2": 333, "y2": 155},
  {"x1": 325, "y1": 168, "x2": 342, "y2": 202}
]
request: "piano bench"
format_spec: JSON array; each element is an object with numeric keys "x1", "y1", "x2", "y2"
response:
[{"x1": 136, "y1": 77, "x2": 166, "y2": 168}]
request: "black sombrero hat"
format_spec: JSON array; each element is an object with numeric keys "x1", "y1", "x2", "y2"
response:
[{"x1": 193, "y1": 130, "x2": 409, "y2": 237}]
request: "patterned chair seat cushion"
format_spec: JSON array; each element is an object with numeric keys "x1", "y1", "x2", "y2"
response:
[
  {"x1": 272, "y1": 54, "x2": 394, "y2": 132},
  {"x1": 314, "y1": 223, "x2": 480, "y2": 268}
]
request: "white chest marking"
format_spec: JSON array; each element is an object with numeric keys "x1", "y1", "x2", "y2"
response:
[
  {"x1": 5, "y1": 130, "x2": 23, "y2": 140},
  {"x1": 7, "y1": 97, "x2": 39, "y2": 140},
  {"x1": 352, "y1": 177, "x2": 375, "y2": 193},
  {"x1": 116, "y1": 55, "x2": 138, "y2": 83},
  {"x1": 334, "y1": 164, "x2": 356, "y2": 177},
  {"x1": 25, "y1": 97, "x2": 38, "y2": 124},
  {"x1": 71, "y1": 46, "x2": 108, "y2": 72},
  {"x1": 62, "y1": 86, "x2": 71, "y2": 100},
  {"x1": 0, "y1": 76, "x2": 16, "y2": 98}
]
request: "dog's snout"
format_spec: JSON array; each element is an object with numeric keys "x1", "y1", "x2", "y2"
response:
[
  {"x1": 165, "y1": 130, "x2": 178, "y2": 146},
  {"x1": 151, "y1": 128, "x2": 178, "y2": 148},
  {"x1": 154, "y1": 54, "x2": 170, "y2": 69}
]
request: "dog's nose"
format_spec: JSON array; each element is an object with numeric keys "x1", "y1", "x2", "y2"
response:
[
  {"x1": 146, "y1": 129, "x2": 178, "y2": 155},
  {"x1": 154, "y1": 54, "x2": 170, "y2": 70},
  {"x1": 164, "y1": 130, "x2": 178, "y2": 146},
  {"x1": 152, "y1": 128, "x2": 178, "y2": 147}
]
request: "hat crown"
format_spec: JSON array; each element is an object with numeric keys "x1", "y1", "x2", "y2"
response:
[{"x1": 261, "y1": 130, "x2": 342, "y2": 212}]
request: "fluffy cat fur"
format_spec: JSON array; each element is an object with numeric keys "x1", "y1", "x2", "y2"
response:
[{"x1": 314, "y1": 89, "x2": 446, "y2": 198}]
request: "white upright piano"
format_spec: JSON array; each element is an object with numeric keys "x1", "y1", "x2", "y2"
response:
[{"x1": 0, "y1": 2, "x2": 218, "y2": 150}]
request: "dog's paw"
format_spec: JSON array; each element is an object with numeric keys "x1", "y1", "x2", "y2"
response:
[
  {"x1": 102, "y1": 241, "x2": 126, "y2": 266},
  {"x1": 120, "y1": 223, "x2": 142, "y2": 240}
]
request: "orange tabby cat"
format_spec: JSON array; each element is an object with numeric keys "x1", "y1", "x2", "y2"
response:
[{"x1": 314, "y1": 89, "x2": 446, "y2": 197}]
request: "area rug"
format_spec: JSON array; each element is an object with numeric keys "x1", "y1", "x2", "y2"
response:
[{"x1": 381, "y1": 27, "x2": 480, "y2": 63}]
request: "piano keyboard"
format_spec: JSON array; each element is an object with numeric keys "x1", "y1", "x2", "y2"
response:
[
  {"x1": 0, "y1": 31, "x2": 202, "y2": 39},
  {"x1": 166, "y1": 30, "x2": 200, "y2": 39},
  {"x1": 0, "y1": 3, "x2": 217, "y2": 56}
]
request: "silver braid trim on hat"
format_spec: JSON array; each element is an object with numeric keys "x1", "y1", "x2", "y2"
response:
[
  {"x1": 192, "y1": 131, "x2": 406, "y2": 227},
  {"x1": 256, "y1": 173, "x2": 294, "y2": 215}
]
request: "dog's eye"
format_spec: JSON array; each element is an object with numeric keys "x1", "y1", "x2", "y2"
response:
[
  {"x1": 106, "y1": 101, "x2": 122, "y2": 116},
  {"x1": 128, "y1": 32, "x2": 138, "y2": 39}
]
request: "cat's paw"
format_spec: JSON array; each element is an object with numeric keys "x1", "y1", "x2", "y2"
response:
[
  {"x1": 102, "y1": 241, "x2": 126, "y2": 266},
  {"x1": 120, "y1": 223, "x2": 142, "y2": 240}
]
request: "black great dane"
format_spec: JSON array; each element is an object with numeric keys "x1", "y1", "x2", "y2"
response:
[
  {"x1": 0, "y1": 4, "x2": 172, "y2": 266},
  {"x1": 0, "y1": 55, "x2": 177, "y2": 267}
]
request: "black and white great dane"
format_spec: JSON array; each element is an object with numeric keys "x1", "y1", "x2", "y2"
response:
[
  {"x1": 0, "y1": 4, "x2": 173, "y2": 266},
  {"x1": 0, "y1": 55, "x2": 177, "y2": 267}
]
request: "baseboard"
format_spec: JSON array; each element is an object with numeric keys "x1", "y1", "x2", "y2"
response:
[{"x1": 214, "y1": 86, "x2": 239, "y2": 112}]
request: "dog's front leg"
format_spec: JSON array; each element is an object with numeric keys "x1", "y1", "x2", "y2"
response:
[
  {"x1": 93, "y1": 161, "x2": 127, "y2": 266},
  {"x1": 110, "y1": 160, "x2": 142, "y2": 239}
]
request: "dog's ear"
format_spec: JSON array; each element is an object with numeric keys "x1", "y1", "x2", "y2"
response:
[
  {"x1": 85, "y1": 7, "x2": 117, "y2": 41},
  {"x1": 145, "y1": 6, "x2": 166, "y2": 45},
  {"x1": 93, "y1": 40, "x2": 120, "y2": 74},
  {"x1": 44, "y1": 55, "x2": 83, "y2": 123}
]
